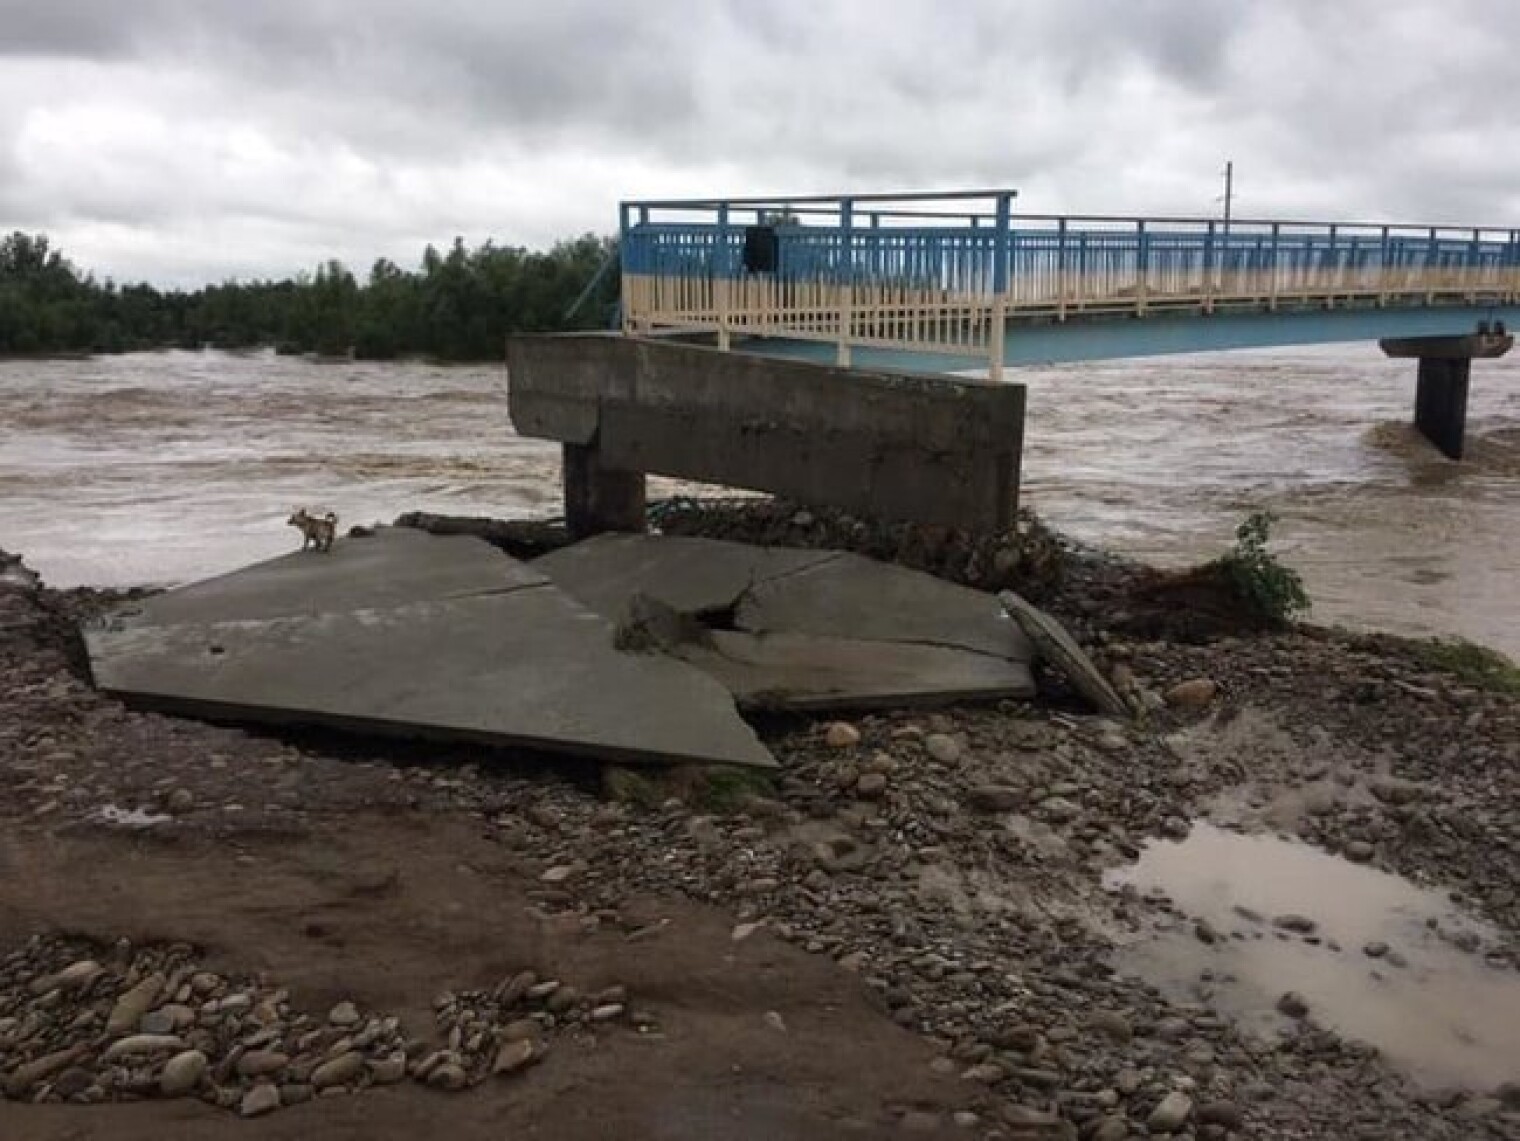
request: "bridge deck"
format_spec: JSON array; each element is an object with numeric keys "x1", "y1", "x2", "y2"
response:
[{"x1": 620, "y1": 191, "x2": 1520, "y2": 372}]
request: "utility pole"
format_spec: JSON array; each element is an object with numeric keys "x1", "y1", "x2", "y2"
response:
[{"x1": 1221, "y1": 160, "x2": 1234, "y2": 231}]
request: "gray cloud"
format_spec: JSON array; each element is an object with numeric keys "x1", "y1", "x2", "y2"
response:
[{"x1": 2, "y1": 0, "x2": 1516, "y2": 285}]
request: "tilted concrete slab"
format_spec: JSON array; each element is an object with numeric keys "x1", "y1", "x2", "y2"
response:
[
  {"x1": 86, "y1": 528, "x2": 775, "y2": 769},
  {"x1": 535, "y1": 533, "x2": 1035, "y2": 708}
]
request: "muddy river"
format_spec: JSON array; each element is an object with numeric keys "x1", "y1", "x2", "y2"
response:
[{"x1": 1, "y1": 345, "x2": 1517, "y2": 658}]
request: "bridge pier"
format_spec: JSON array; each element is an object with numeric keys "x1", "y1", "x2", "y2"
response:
[
  {"x1": 1379, "y1": 331, "x2": 1513, "y2": 459},
  {"x1": 563, "y1": 439, "x2": 647, "y2": 538}
]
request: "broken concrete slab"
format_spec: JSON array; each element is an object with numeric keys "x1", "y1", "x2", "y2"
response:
[
  {"x1": 536, "y1": 533, "x2": 1035, "y2": 709},
  {"x1": 114, "y1": 526, "x2": 547, "y2": 625},
  {"x1": 682, "y1": 630, "x2": 1036, "y2": 711},
  {"x1": 735, "y1": 552, "x2": 1032, "y2": 663},
  {"x1": 998, "y1": 590, "x2": 1129, "y2": 718},
  {"x1": 534, "y1": 533, "x2": 834, "y2": 619},
  {"x1": 86, "y1": 528, "x2": 775, "y2": 769}
]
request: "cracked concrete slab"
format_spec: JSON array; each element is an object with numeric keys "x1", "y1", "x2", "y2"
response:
[
  {"x1": 536, "y1": 533, "x2": 1035, "y2": 709},
  {"x1": 86, "y1": 528, "x2": 775, "y2": 769},
  {"x1": 533, "y1": 533, "x2": 835, "y2": 618}
]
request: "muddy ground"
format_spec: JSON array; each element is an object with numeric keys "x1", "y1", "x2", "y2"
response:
[{"x1": 1, "y1": 515, "x2": 1518, "y2": 1140}]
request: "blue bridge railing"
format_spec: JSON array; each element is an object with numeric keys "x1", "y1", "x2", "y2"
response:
[{"x1": 619, "y1": 191, "x2": 1520, "y2": 374}]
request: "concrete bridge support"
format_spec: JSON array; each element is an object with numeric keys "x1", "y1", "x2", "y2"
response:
[
  {"x1": 506, "y1": 334, "x2": 1027, "y2": 536},
  {"x1": 1380, "y1": 331, "x2": 1513, "y2": 460}
]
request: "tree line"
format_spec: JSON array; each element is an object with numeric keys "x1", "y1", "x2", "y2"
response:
[{"x1": 0, "y1": 230, "x2": 619, "y2": 360}]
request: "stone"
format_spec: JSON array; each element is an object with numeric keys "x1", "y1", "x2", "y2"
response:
[
  {"x1": 311, "y1": 1050, "x2": 365, "y2": 1089},
  {"x1": 924, "y1": 733, "x2": 961, "y2": 763},
  {"x1": 1276, "y1": 991, "x2": 1310, "y2": 1019},
  {"x1": 1147, "y1": 1091, "x2": 1194, "y2": 1133},
  {"x1": 160, "y1": 1050, "x2": 209, "y2": 1096},
  {"x1": 967, "y1": 784, "x2": 1021, "y2": 812},
  {"x1": 106, "y1": 971, "x2": 165, "y2": 1034},
  {"x1": 1273, "y1": 914, "x2": 1317, "y2": 935},
  {"x1": 1160, "y1": 816, "x2": 1191, "y2": 839},
  {"x1": 1196, "y1": 1100, "x2": 1244, "y2": 1128},
  {"x1": 165, "y1": 787, "x2": 195, "y2": 813},
  {"x1": 427, "y1": 1063, "x2": 469, "y2": 1090},
  {"x1": 4, "y1": 1044, "x2": 87, "y2": 1098},
  {"x1": 368, "y1": 1053, "x2": 406, "y2": 1084},
  {"x1": 139, "y1": 1008, "x2": 179, "y2": 1035},
  {"x1": 1092, "y1": 1117, "x2": 1130, "y2": 1141},
  {"x1": 237, "y1": 1050, "x2": 291, "y2": 1077},
  {"x1": 1364, "y1": 941, "x2": 1389, "y2": 959},
  {"x1": 329, "y1": 1000, "x2": 360, "y2": 1026},
  {"x1": 764, "y1": 1010, "x2": 787, "y2": 1033},
  {"x1": 826, "y1": 722, "x2": 862, "y2": 748},
  {"x1": 240, "y1": 1083, "x2": 282, "y2": 1117},
  {"x1": 1039, "y1": 796, "x2": 1080, "y2": 824},
  {"x1": 962, "y1": 1063, "x2": 1006, "y2": 1084},
  {"x1": 500, "y1": 1018, "x2": 541, "y2": 1042},
  {"x1": 1089, "y1": 1010, "x2": 1132, "y2": 1042},
  {"x1": 1165, "y1": 678, "x2": 1218, "y2": 709},
  {"x1": 1344, "y1": 840, "x2": 1374, "y2": 863},
  {"x1": 49, "y1": 959, "x2": 104, "y2": 993},
  {"x1": 492, "y1": 1038, "x2": 539, "y2": 1075},
  {"x1": 590, "y1": 1004, "x2": 624, "y2": 1022},
  {"x1": 101, "y1": 1034, "x2": 185, "y2": 1062},
  {"x1": 540, "y1": 864, "x2": 578, "y2": 884},
  {"x1": 855, "y1": 772, "x2": 888, "y2": 799}
]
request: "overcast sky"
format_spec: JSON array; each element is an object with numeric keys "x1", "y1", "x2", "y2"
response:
[{"x1": 3, "y1": 0, "x2": 1516, "y2": 287}]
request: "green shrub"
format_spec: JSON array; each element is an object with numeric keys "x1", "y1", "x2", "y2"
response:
[
  {"x1": 1406, "y1": 638, "x2": 1520, "y2": 695},
  {"x1": 1214, "y1": 511, "x2": 1310, "y2": 623}
]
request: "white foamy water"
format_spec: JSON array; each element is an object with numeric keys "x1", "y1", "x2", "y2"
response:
[{"x1": 1, "y1": 345, "x2": 1517, "y2": 658}]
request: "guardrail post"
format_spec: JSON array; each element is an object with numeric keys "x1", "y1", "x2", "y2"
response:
[
  {"x1": 1378, "y1": 225, "x2": 1390, "y2": 306},
  {"x1": 716, "y1": 203, "x2": 732, "y2": 351},
  {"x1": 1056, "y1": 217, "x2": 1068, "y2": 321},
  {"x1": 1469, "y1": 227, "x2": 1481, "y2": 302},
  {"x1": 1325, "y1": 224, "x2": 1338, "y2": 308},
  {"x1": 1427, "y1": 226, "x2": 1438, "y2": 304},
  {"x1": 618, "y1": 203, "x2": 633, "y2": 332},
  {"x1": 990, "y1": 193, "x2": 1011, "y2": 379},
  {"x1": 837, "y1": 197, "x2": 854, "y2": 367},
  {"x1": 1203, "y1": 220, "x2": 1216, "y2": 312}
]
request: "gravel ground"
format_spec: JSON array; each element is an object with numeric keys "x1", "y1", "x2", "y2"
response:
[{"x1": 1, "y1": 516, "x2": 1517, "y2": 1140}]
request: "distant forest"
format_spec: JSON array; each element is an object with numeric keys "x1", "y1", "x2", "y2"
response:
[{"x1": 0, "y1": 230, "x2": 619, "y2": 360}]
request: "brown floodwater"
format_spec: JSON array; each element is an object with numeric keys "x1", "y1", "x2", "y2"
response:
[
  {"x1": 1107, "y1": 823, "x2": 1520, "y2": 1091},
  {"x1": 0, "y1": 345, "x2": 1517, "y2": 658}
]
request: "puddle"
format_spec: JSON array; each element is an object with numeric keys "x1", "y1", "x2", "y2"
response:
[{"x1": 1106, "y1": 823, "x2": 1520, "y2": 1091}]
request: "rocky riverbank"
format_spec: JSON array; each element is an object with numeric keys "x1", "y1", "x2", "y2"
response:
[{"x1": 1, "y1": 512, "x2": 1518, "y2": 1139}]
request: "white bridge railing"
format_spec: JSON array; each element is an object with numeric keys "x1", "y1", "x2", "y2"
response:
[{"x1": 619, "y1": 191, "x2": 1520, "y2": 376}]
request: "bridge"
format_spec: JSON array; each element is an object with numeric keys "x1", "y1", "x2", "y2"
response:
[
  {"x1": 508, "y1": 189, "x2": 1516, "y2": 536},
  {"x1": 619, "y1": 189, "x2": 1518, "y2": 377}
]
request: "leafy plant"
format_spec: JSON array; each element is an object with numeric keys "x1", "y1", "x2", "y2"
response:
[{"x1": 1214, "y1": 510, "x2": 1310, "y2": 623}]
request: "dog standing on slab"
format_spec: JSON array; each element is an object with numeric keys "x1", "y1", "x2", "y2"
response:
[{"x1": 287, "y1": 508, "x2": 338, "y2": 552}]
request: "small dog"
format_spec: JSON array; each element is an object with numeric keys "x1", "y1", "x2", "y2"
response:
[{"x1": 287, "y1": 508, "x2": 338, "y2": 552}]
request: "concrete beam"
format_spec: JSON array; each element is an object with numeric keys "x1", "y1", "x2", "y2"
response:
[{"x1": 506, "y1": 334, "x2": 1026, "y2": 532}]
